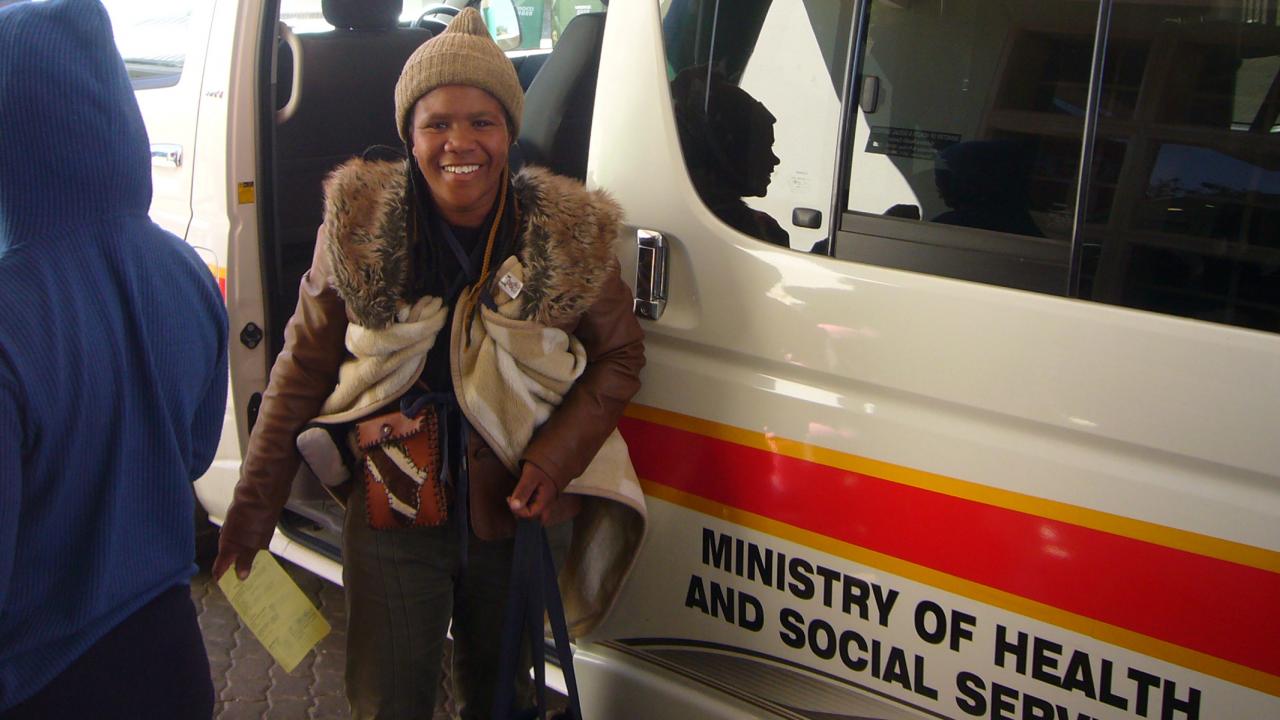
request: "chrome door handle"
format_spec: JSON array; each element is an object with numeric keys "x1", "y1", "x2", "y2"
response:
[
  {"x1": 634, "y1": 229, "x2": 668, "y2": 320},
  {"x1": 150, "y1": 143, "x2": 183, "y2": 168}
]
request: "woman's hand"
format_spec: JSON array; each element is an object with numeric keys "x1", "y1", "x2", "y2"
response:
[
  {"x1": 508, "y1": 462, "x2": 559, "y2": 525},
  {"x1": 212, "y1": 533, "x2": 260, "y2": 581}
]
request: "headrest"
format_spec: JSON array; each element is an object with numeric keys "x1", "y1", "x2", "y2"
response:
[
  {"x1": 322, "y1": 0, "x2": 402, "y2": 30},
  {"x1": 517, "y1": 12, "x2": 605, "y2": 180}
]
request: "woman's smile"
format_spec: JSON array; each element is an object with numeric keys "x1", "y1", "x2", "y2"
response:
[{"x1": 411, "y1": 85, "x2": 511, "y2": 228}]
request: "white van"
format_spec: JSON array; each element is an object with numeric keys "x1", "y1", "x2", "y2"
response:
[{"x1": 110, "y1": 0, "x2": 1280, "y2": 717}]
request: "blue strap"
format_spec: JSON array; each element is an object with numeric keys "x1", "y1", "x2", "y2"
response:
[
  {"x1": 432, "y1": 202, "x2": 507, "y2": 312},
  {"x1": 432, "y1": 213, "x2": 489, "y2": 301},
  {"x1": 494, "y1": 521, "x2": 535, "y2": 719},
  {"x1": 438, "y1": 220, "x2": 475, "y2": 281},
  {"x1": 397, "y1": 389, "x2": 470, "y2": 566},
  {"x1": 493, "y1": 520, "x2": 583, "y2": 720},
  {"x1": 456, "y1": 419, "x2": 470, "y2": 567},
  {"x1": 541, "y1": 528, "x2": 582, "y2": 720},
  {"x1": 399, "y1": 390, "x2": 451, "y2": 419}
]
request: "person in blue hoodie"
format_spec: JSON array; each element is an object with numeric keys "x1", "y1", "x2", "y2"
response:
[{"x1": 0, "y1": 1, "x2": 228, "y2": 717}]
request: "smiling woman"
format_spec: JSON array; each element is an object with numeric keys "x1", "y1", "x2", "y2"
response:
[
  {"x1": 213, "y1": 7, "x2": 646, "y2": 719},
  {"x1": 411, "y1": 86, "x2": 512, "y2": 228}
]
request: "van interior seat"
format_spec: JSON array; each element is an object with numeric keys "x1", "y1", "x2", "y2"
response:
[
  {"x1": 515, "y1": 52, "x2": 551, "y2": 91},
  {"x1": 270, "y1": 0, "x2": 430, "y2": 351},
  {"x1": 515, "y1": 12, "x2": 606, "y2": 181}
]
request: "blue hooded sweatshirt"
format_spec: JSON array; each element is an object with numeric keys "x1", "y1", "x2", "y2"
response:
[{"x1": 0, "y1": 0, "x2": 228, "y2": 708}]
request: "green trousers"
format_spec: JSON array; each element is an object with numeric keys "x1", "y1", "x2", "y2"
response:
[{"x1": 343, "y1": 489, "x2": 571, "y2": 719}]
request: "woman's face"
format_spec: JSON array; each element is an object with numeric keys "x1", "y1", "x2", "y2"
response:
[{"x1": 410, "y1": 85, "x2": 511, "y2": 228}]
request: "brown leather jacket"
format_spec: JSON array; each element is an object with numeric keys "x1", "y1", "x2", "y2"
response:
[{"x1": 220, "y1": 166, "x2": 644, "y2": 548}]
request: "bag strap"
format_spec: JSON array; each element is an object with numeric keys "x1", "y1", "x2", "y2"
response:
[
  {"x1": 494, "y1": 519, "x2": 583, "y2": 720},
  {"x1": 397, "y1": 389, "x2": 471, "y2": 566},
  {"x1": 540, "y1": 526, "x2": 582, "y2": 720}
]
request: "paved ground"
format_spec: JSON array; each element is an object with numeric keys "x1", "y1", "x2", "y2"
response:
[
  {"x1": 191, "y1": 561, "x2": 362, "y2": 720},
  {"x1": 191, "y1": 552, "x2": 567, "y2": 719}
]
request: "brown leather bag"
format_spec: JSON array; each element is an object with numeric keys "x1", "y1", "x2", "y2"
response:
[{"x1": 352, "y1": 406, "x2": 448, "y2": 529}]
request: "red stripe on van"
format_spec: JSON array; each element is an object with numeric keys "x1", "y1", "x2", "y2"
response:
[{"x1": 618, "y1": 414, "x2": 1280, "y2": 681}]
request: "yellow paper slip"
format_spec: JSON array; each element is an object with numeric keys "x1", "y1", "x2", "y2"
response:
[{"x1": 217, "y1": 550, "x2": 331, "y2": 673}]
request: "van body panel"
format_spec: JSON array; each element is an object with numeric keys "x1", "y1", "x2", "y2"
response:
[
  {"x1": 130, "y1": 2, "x2": 216, "y2": 244},
  {"x1": 127, "y1": 0, "x2": 1280, "y2": 716},
  {"x1": 573, "y1": 641, "x2": 925, "y2": 720},
  {"x1": 221, "y1": 0, "x2": 271, "y2": 460},
  {"x1": 113, "y1": 0, "x2": 245, "y2": 510},
  {"x1": 190, "y1": 0, "x2": 271, "y2": 517},
  {"x1": 589, "y1": 0, "x2": 1280, "y2": 718}
]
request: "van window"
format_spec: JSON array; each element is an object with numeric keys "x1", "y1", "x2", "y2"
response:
[
  {"x1": 278, "y1": 1, "x2": 474, "y2": 34},
  {"x1": 279, "y1": 0, "x2": 604, "y2": 50},
  {"x1": 548, "y1": 1, "x2": 605, "y2": 47},
  {"x1": 839, "y1": 0, "x2": 1099, "y2": 294},
  {"x1": 278, "y1": 0, "x2": 327, "y2": 33},
  {"x1": 1077, "y1": 1, "x2": 1280, "y2": 333},
  {"x1": 837, "y1": 0, "x2": 1280, "y2": 334},
  {"x1": 661, "y1": 0, "x2": 855, "y2": 253},
  {"x1": 101, "y1": 1, "x2": 194, "y2": 90}
]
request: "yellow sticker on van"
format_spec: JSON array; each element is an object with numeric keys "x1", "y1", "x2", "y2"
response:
[{"x1": 237, "y1": 181, "x2": 255, "y2": 205}]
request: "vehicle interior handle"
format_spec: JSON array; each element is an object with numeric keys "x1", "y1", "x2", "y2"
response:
[
  {"x1": 634, "y1": 229, "x2": 668, "y2": 321},
  {"x1": 860, "y1": 75, "x2": 880, "y2": 114},
  {"x1": 275, "y1": 21, "x2": 303, "y2": 125},
  {"x1": 792, "y1": 208, "x2": 823, "y2": 229}
]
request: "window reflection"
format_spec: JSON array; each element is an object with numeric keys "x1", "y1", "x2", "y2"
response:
[
  {"x1": 839, "y1": 0, "x2": 1280, "y2": 332},
  {"x1": 840, "y1": 0, "x2": 1092, "y2": 292},
  {"x1": 932, "y1": 140, "x2": 1044, "y2": 238},
  {"x1": 671, "y1": 67, "x2": 790, "y2": 248},
  {"x1": 662, "y1": 0, "x2": 854, "y2": 252},
  {"x1": 1082, "y1": 1, "x2": 1280, "y2": 333}
]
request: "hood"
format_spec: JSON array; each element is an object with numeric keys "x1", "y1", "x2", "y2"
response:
[{"x1": 0, "y1": 0, "x2": 152, "y2": 243}]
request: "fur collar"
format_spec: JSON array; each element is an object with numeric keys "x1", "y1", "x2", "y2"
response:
[{"x1": 321, "y1": 159, "x2": 621, "y2": 329}]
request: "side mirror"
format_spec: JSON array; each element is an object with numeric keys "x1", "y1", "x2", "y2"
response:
[{"x1": 481, "y1": 0, "x2": 522, "y2": 52}]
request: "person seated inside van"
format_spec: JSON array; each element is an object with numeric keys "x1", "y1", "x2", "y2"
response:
[{"x1": 670, "y1": 66, "x2": 789, "y2": 248}]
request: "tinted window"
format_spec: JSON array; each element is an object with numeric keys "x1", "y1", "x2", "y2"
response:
[
  {"x1": 1078, "y1": 1, "x2": 1280, "y2": 333},
  {"x1": 839, "y1": 0, "x2": 1101, "y2": 294},
  {"x1": 279, "y1": 0, "x2": 603, "y2": 50},
  {"x1": 837, "y1": 0, "x2": 1279, "y2": 333},
  {"x1": 661, "y1": 0, "x2": 855, "y2": 252},
  {"x1": 278, "y1": 0, "x2": 453, "y2": 33}
]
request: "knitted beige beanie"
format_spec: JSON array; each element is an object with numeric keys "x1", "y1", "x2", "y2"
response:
[{"x1": 394, "y1": 7, "x2": 524, "y2": 143}]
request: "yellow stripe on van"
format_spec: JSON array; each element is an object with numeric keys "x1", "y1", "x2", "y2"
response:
[{"x1": 625, "y1": 404, "x2": 1280, "y2": 575}]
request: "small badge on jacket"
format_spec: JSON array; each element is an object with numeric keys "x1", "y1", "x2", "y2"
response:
[{"x1": 498, "y1": 272, "x2": 524, "y2": 300}]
